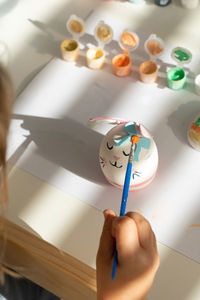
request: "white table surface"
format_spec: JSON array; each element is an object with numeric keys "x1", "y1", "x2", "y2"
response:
[{"x1": 1, "y1": 0, "x2": 200, "y2": 299}]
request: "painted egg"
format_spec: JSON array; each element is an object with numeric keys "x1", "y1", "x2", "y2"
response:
[
  {"x1": 187, "y1": 115, "x2": 200, "y2": 151},
  {"x1": 99, "y1": 122, "x2": 158, "y2": 191}
]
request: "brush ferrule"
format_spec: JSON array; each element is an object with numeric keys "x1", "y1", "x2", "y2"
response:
[{"x1": 128, "y1": 144, "x2": 135, "y2": 163}]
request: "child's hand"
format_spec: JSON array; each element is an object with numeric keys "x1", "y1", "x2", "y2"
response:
[{"x1": 96, "y1": 210, "x2": 159, "y2": 300}]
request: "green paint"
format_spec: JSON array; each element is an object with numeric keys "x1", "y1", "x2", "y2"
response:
[
  {"x1": 171, "y1": 69, "x2": 185, "y2": 81},
  {"x1": 195, "y1": 117, "x2": 200, "y2": 127},
  {"x1": 167, "y1": 67, "x2": 186, "y2": 90},
  {"x1": 174, "y1": 49, "x2": 190, "y2": 62}
]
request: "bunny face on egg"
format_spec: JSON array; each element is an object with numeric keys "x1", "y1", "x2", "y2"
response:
[{"x1": 99, "y1": 122, "x2": 158, "y2": 191}]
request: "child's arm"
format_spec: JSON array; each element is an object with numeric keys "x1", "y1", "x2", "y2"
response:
[{"x1": 96, "y1": 210, "x2": 159, "y2": 300}]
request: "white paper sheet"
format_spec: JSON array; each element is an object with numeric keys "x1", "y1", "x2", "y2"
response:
[{"x1": 8, "y1": 12, "x2": 200, "y2": 263}]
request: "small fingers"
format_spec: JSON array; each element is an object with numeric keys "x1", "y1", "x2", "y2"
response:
[
  {"x1": 126, "y1": 212, "x2": 157, "y2": 251},
  {"x1": 112, "y1": 216, "x2": 140, "y2": 264},
  {"x1": 97, "y1": 209, "x2": 116, "y2": 263}
]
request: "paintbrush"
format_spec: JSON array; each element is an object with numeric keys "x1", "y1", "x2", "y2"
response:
[{"x1": 111, "y1": 135, "x2": 140, "y2": 280}]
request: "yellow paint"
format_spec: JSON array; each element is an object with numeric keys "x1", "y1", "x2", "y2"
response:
[
  {"x1": 69, "y1": 20, "x2": 84, "y2": 34},
  {"x1": 95, "y1": 49, "x2": 104, "y2": 59},
  {"x1": 63, "y1": 40, "x2": 78, "y2": 51},
  {"x1": 97, "y1": 25, "x2": 111, "y2": 42},
  {"x1": 189, "y1": 130, "x2": 200, "y2": 144}
]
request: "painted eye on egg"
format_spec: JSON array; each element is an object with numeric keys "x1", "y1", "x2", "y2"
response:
[
  {"x1": 107, "y1": 142, "x2": 113, "y2": 150},
  {"x1": 123, "y1": 150, "x2": 130, "y2": 156}
]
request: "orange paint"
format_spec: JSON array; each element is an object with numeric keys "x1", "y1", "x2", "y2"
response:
[
  {"x1": 114, "y1": 55, "x2": 130, "y2": 67},
  {"x1": 147, "y1": 41, "x2": 163, "y2": 56},
  {"x1": 139, "y1": 60, "x2": 158, "y2": 84},
  {"x1": 121, "y1": 33, "x2": 137, "y2": 48},
  {"x1": 132, "y1": 136, "x2": 140, "y2": 144},
  {"x1": 191, "y1": 123, "x2": 200, "y2": 134},
  {"x1": 112, "y1": 54, "x2": 131, "y2": 77},
  {"x1": 190, "y1": 224, "x2": 200, "y2": 228}
]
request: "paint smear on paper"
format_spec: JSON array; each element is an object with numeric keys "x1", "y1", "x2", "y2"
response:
[{"x1": 189, "y1": 224, "x2": 200, "y2": 228}]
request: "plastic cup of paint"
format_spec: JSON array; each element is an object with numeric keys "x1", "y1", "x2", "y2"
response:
[
  {"x1": 66, "y1": 15, "x2": 85, "y2": 37},
  {"x1": 154, "y1": 0, "x2": 171, "y2": 6},
  {"x1": 86, "y1": 48, "x2": 105, "y2": 70},
  {"x1": 129, "y1": 0, "x2": 145, "y2": 4},
  {"x1": 61, "y1": 15, "x2": 85, "y2": 62},
  {"x1": 112, "y1": 54, "x2": 131, "y2": 77},
  {"x1": 181, "y1": 0, "x2": 199, "y2": 9},
  {"x1": 119, "y1": 30, "x2": 139, "y2": 54},
  {"x1": 167, "y1": 67, "x2": 186, "y2": 90},
  {"x1": 86, "y1": 21, "x2": 113, "y2": 70},
  {"x1": 60, "y1": 39, "x2": 79, "y2": 62},
  {"x1": 145, "y1": 35, "x2": 164, "y2": 58},
  {"x1": 139, "y1": 61, "x2": 158, "y2": 84},
  {"x1": 194, "y1": 74, "x2": 200, "y2": 96},
  {"x1": 140, "y1": 34, "x2": 164, "y2": 84}
]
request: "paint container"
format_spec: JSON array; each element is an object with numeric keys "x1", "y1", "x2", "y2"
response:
[
  {"x1": 154, "y1": 0, "x2": 171, "y2": 6},
  {"x1": 61, "y1": 15, "x2": 85, "y2": 62},
  {"x1": 195, "y1": 74, "x2": 200, "y2": 96},
  {"x1": 61, "y1": 39, "x2": 79, "y2": 62},
  {"x1": 86, "y1": 21, "x2": 113, "y2": 70},
  {"x1": 167, "y1": 47, "x2": 192, "y2": 90},
  {"x1": 112, "y1": 54, "x2": 132, "y2": 77},
  {"x1": 167, "y1": 67, "x2": 186, "y2": 90},
  {"x1": 139, "y1": 34, "x2": 164, "y2": 84},
  {"x1": 129, "y1": 0, "x2": 145, "y2": 4},
  {"x1": 187, "y1": 115, "x2": 200, "y2": 151},
  {"x1": 112, "y1": 30, "x2": 139, "y2": 77},
  {"x1": 181, "y1": 0, "x2": 199, "y2": 9},
  {"x1": 139, "y1": 61, "x2": 158, "y2": 84},
  {"x1": 119, "y1": 30, "x2": 139, "y2": 54}
]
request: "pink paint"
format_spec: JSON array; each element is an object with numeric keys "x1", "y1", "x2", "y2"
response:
[{"x1": 104, "y1": 172, "x2": 157, "y2": 191}]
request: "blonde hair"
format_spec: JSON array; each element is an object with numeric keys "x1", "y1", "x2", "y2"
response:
[{"x1": 0, "y1": 63, "x2": 17, "y2": 283}]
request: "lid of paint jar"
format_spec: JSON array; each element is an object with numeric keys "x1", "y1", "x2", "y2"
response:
[
  {"x1": 144, "y1": 34, "x2": 164, "y2": 60},
  {"x1": 171, "y1": 47, "x2": 192, "y2": 66},
  {"x1": 94, "y1": 21, "x2": 113, "y2": 47},
  {"x1": 66, "y1": 15, "x2": 85, "y2": 38},
  {"x1": 119, "y1": 30, "x2": 139, "y2": 52}
]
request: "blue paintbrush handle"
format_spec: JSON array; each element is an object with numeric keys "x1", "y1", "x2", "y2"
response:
[
  {"x1": 120, "y1": 162, "x2": 132, "y2": 216},
  {"x1": 111, "y1": 162, "x2": 133, "y2": 280}
]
